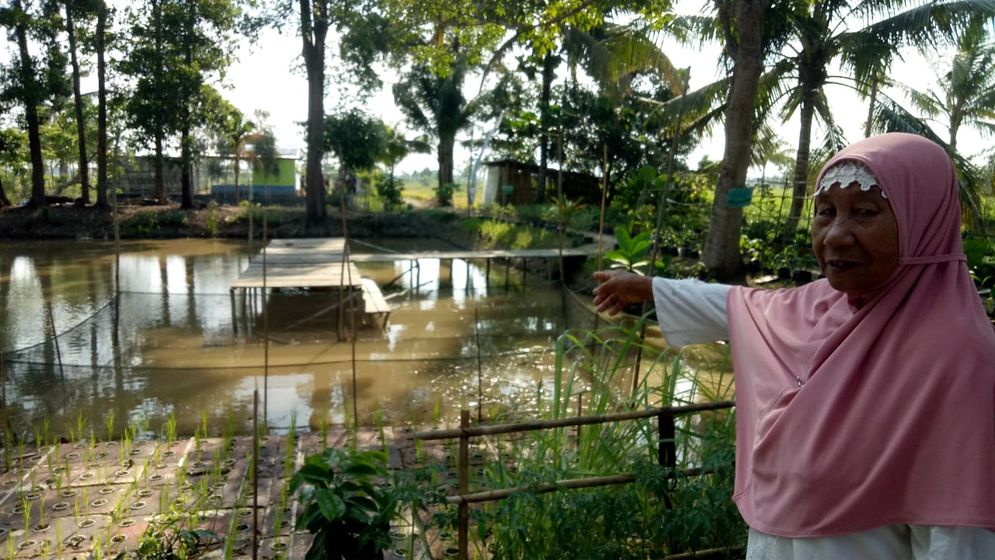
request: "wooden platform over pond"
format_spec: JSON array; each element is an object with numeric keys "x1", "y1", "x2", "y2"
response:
[
  {"x1": 229, "y1": 238, "x2": 385, "y2": 334},
  {"x1": 231, "y1": 238, "x2": 363, "y2": 290}
]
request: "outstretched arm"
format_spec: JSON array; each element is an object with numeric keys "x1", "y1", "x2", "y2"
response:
[
  {"x1": 592, "y1": 270, "x2": 653, "y2": 315},
  {"x1": 593, "y1": 270, "x2": 732, "y2": 347}
]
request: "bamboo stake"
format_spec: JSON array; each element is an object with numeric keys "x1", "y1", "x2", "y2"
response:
[
  {"x1": 474, "y1": 307, "x2": 483, "y2": 423},
  {"x1": 112, "y1": 177, "x2": 120, "y2": 297},
  {"x1": 593, "y1": 143, "x2": 609, "y2": 330},
  {"x1": 457, "y1": 410, "x2": 469, "y2": 560},
  {"x1": 0, "y1": 352, "x2": 5, "y2": 451},
  {"x1": 46, "y1": 294, "x2": 64, "y2": 380},
  {"x1": 556, "y1": 125, "x2": 565, "y2": 284},
  {"x1": 252, "y1": 389, "x2": 259, "y2": 560},
  {"x1": 339, "y1": 186, "x2": 359, "y2": 428},
  {"x1": 634, "y1": 70, "x2": 690, "y2": 395},
  {"x1": 262, "y1": 216, "x2": 269, "y2": 423}
]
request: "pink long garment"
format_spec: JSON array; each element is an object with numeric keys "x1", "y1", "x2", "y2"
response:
[{"x1": 727, "y1": 133, "x2": 995, "y2": 537}]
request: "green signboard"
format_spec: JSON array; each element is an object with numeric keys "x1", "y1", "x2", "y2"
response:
[{"x1": 727, "y1": 187, "x2": 754, "y2": 208}]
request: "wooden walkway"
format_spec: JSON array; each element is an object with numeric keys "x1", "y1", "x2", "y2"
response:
[{"x1": 348, "y1": 247, "x2": 597, "y2": 262}]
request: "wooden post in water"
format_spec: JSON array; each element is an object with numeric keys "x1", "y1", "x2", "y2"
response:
[
  {"x1": 229, "y1": 289, "x2": 237, "y2": 336},
  {"x1": 485, "y1": 258, "x2": 490, "y2": 288},
  {"x1": 458, "y1": 410, "x2": 470, "y2": 560}
]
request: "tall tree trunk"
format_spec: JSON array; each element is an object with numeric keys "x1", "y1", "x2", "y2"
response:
[
  {"x1": 180, "y1": 127, "x2": 194, "y2": 208},
  {"x1": 66, "y1": 4, "x2": 90, "y2": 205},
  {"x1": 437, "y1": 133, "x2": 455, "y2": 200},
  {"x1": 864, "y1": 73, "x2": 878, "y2": 138},
  {"x1": 702, "y1": 0, "x2": 767, "y2": 281},
  {"x1": 95, "y1": 0, "x2": 110, "y2": 209},
  {"x1": 784, "y1": 88, "x2": 817, "y2": 235},
  {"x1": 536, "y1": 53, "x2": 556, "y2": 203},
  {"x1": 153, "y1": 0, "x2": 167, "y2": 205},
  {"x1": 14, "y1": 0, "x2": 46, "y2": 208},
  {"x1": 233, "y1": 148, "x2": 241, "y2": 203},
  {"x1": 179, "y1": 0, "x2": 195, "y2": 210},
  {"x1": 949, "y1": 114, "x2": 961, "y2": 154},
  {"x1": 301, "y1": 0, "x2": 329, "y2": 230},
  {"x1": 0, "y1": 176, "x2": 11, "y2": 207}
]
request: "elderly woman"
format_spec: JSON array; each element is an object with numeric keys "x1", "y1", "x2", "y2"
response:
[{"x1": 593, "y1": 133, "x2": 995, "y2": 559}]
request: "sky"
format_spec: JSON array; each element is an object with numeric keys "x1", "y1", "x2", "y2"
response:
[{"x1": 1, "y1": 1, "x2": 986, "y2": 177}]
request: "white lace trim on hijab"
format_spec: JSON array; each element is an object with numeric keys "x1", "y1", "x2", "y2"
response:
[{"x1": 815, "y1": 160, "x2": 887, "y2": 198}]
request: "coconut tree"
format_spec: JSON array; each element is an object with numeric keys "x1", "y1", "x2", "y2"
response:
[
  {"x1": 778, "y1": 0, "x2": 995, "y2": 234},
  {"x1": 900, "y1": 17, "x2": 995, "y2": 154},
  {"x1": 393, "y1": 61, "x2": 480, "y2": 201},
  {"x1": 217, "y1": 105, "x2": 255, "y2": 203}
]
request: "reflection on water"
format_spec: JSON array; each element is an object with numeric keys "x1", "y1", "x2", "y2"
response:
[{"x1": 0, "y1": 239, "x2": 578, "y2": 437}]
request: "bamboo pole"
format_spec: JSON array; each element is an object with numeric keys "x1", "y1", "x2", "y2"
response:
[
  {"x1": 262, "y1": 217, "x2": 269, "y2": 423},
  {"x1": 46, "y1": 293, "x2": 64, "y2": 379},
  {"x1": 411, "y1": 401, "x2": 734, "y2": 441},
  {"x1": 0, "y1": 353, "x2": 5, "y2": 451},
  {"x1": 474, "y1": 307, "x2": 483, "y2": 423},
  {"x1": 444, "y1": 467, "x2": 714, "y2": 505},
  {"x1": 252, "y1": 389, "x2": 259, "y2": 560},
  {"x1": 457, "y1": 410, "x2": 470, "y2": 560},
  {"x1": 447, "y1": 474, "x2": 635, "y2": 504},
  {"x1": 634, "y1": 71, "x2": 690, "y2": 395},
  {"x1": 556, "y1": 126, "x2": 565, "y2": 284}
]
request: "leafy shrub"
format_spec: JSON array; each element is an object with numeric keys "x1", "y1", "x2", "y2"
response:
[
  {"x1": 435, "y1": 182, "x2": 458, "y2": 207},
  {"x1": 205, "y1": 201, "x2": 220, "y2": 238},
  {"x1": 964, "y1": 236, "x2": 995, "y2": 288},
  {"x1": 158, "y1": 210, "x2": 189, "y2": 228},
  {"x1": 376, "y1": 176, "x2": 404, "y2": 210},
  {"x1": 292, "y1": 448, "x2": 400, "y2": 560},
  {"x1": 125, "y1": 211, "x2": 160, "y2": 236}
]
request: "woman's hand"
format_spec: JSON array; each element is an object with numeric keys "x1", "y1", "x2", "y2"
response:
[{"x1": 592, "y1": 270, "x2": 653, "y2": 316}]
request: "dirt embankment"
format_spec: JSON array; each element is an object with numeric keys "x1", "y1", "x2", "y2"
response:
[{"x1": 0, "y1": 204, "x2": 472, "y2": 242}]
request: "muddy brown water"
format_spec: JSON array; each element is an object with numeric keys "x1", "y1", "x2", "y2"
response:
[{"x1": 0, "y1": 238, "x2": 598, "y2": 438}]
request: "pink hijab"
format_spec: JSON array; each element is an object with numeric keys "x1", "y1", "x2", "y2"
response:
[{"x1": 727, "y1": 133, "x2": 995, "y2": 537}]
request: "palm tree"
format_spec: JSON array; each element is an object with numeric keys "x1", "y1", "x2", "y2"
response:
[
  {"x1": 901, "y1": 18, "x2": 995, "y2": 154},
  {"x1": 221, "y1": 110, "x2": 255, "y2": 203},
  {"x1": 393, "y1": 61, "x2": 482, "y2": 199},
  {"x1": 379, "y1": 127, "x2": 430, "y2": 187},
  {"x1": 778, "y1": 0, "x2": 995, "y2": 233}
]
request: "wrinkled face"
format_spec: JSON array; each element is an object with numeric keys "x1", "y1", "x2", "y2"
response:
[{"x1": 811, "y1": 182, "x2": 900, "y2": 299}]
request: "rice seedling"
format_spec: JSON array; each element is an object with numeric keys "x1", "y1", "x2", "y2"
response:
[
  {"x1": 163, "y1": 413, "x2": 177, "y2": 445},
  {"x1": 104, "y1": 411, "x2": 115, "y2": 442},
  {"x1": 20, "y1": 495, "x2": 30, "y2": 534}
]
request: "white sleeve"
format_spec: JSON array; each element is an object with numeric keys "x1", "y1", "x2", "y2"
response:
[{"x1": 652, "y1": 277, "x2": 730, "y2": 348}]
